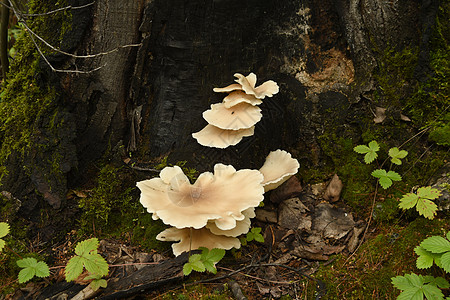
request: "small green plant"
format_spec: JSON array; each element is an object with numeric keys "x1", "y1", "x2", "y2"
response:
[
  {"x1": 354, "y1": 140, "x2": 380, "y2": 164},
  {"x1": 399, "y1": 186, "x2": 442, "y2": 219},
  {"x1": 388, "y1": 147, "x2": 409, "y2": 165},
  {"x1": 0, "y1": 222, "x2": 9, "y2": 251},
  {"x1": 182, "y1": 247, "x2": 225, "y2": 276},
  {"x1": 354, "y1": 140, "x2": 406, "y2": 189},
  {"x1": 392, "y1": 231, "x2": 450, "y2": 300},
  {"x1": 65, "y1": 238, "x2": 109, "y2": 291},
  {"x1": 371, "y1": 169, "x2": 402, "y2": 189},
  {"x1": 391, "y1": 273, "x2": 449, "y2": 300},
  {"x1": 414, "y1": 232, "x2": 450, "y2": 272},
  {"x1": 240, "y1": 227, "x2": 265, "y2": 246},
  {"x1": 16, "y1": 257, "x2": 50, "y2": 284}
]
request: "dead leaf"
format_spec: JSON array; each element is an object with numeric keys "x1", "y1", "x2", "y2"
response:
[
  {"x1": 373, "y1": 106, "x2": 386, "y2": 123},
  {"x1": 323, "y1": 174, "x2": 343, "y2": 202}
]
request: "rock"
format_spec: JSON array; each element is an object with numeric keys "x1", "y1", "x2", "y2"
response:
[
  {"x1": 430, "y1": 162, "x2": 450, "y2": 211},
  {"x1": 323, "y1": 174, "x2": 343, "y2": 202},
  {"x1": 269, "y1": 176, "x2": 303, "y2": 203},
  {"x1": 278, "y1": 197, "x2": 309, "y2": 230}
]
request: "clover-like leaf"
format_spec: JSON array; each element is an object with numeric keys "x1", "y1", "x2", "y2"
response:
[
  {"x1": 420, "y1": 236, "x2": 450, "y2": 254},
  {"x1": 354, "y1": 141, "x2": 379, "y2": 164},
  {"x1": 392, "y1": 273, "x2": 446, "y2": 300},
  {"x1": 388, "y1": 147, "x2": 408, "y2": 165},
  {"x1": 414, "y1": 245, "x2": 442, "y2": 269},
  {"x1": 65, "y1": 238, "x2": 109, "y2": 282},
  {"x1": 17, "y1": 257, "x2": 50, "y2": 283},
  {"x1": 371, "y1": 169, "x2": 402, "y2": 189},
  {"x1": 416, "y1": 198, "x2": 438, "y2": 219},
  {"x1": 399, "y1": 187, "x2": 441, "y2": 219},
  {"x1": 417, "y1": 186, "x2": 442, "y2": 201},
  {"x1": 0, "y1": 222, "x2": 10, "y2": 252},
  {"x1": 246, "y1": 227, "x2": 264, "y2": 243}
]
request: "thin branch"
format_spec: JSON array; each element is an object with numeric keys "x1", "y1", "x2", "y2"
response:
[
  {"x1": 0, "y1": 2, "x2": 95, "y2": 16},
  {"x1": 22, "y1": 2, "x2": 95, "y2": 17}
]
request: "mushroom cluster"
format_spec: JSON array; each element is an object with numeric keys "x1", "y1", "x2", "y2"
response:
[
  {"x1": 192, "y1": 73, "x2": 279, "y2": 148},
  {"x1": 137, "y1": 149, "x2": 299, "y2": 256}
]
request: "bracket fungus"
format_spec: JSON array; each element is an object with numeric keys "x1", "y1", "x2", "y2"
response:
[
  {"x1": 156, "y1": 227, "x2": 241, "y2": 257},
  {"x1": 137, "y1": 150, "x2": 300, "y2": 256},
  {"x1": 259, "y1": 150, "x2": 300, "y2": 192},
  {"x1": 137, "y1": 164, "x2": 265, "y2": 256},
  {"x1": 193, "y1": 72, "x2": 279, "y2": 148}
]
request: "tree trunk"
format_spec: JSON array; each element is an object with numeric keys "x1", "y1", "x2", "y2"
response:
[{"x1": 0, "y1": 0, "x2": 440, "y2": 228}]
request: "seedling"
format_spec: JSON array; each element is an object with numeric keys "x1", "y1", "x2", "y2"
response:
[{"x1": 183, "y1": 247, "x2": 225, "y2": 276}]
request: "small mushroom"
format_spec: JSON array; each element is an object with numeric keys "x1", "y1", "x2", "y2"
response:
[
  {"x1": 137, "y1": 164, "x2": 264, "y2": 230},
  {"x1": 234, "y1": 73, "x2": 279, "y2": 99},
  {"x1": 259, "y1": 150, "x2": 300, "y2": 192},
  {"x1": 192, "y1": 124, "x2": 255, "y2": 149},
  {"x1": 202, "y1": 102, "x2": 262, "y2": 130},
  {"x1": 223, "y1": 91, "x2": 263, "y2": 108},
  {"x1": 156, "y1": 227, "x2": 241, "y2": 256}
]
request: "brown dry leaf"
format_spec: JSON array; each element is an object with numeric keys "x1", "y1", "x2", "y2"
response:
[
  {"x1": 373, "y1": 106, "x2": 386, "y2": 123},
  {"x1": 323, "y1": 174, "x2": 343, "y2": 202}
]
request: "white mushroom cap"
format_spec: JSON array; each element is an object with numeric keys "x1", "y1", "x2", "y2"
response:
[
  {"x1": 203, "y1": 102, "x2": 262, "y2": 130},
  {"x1": 192, "y1": 124, "x2": 254, "y2": 149},
  {"x1": 259, "y1": 150, "x2": 300, "y2": 192},
  {"x1": 206, "y1": 207, "x2": 255, "y2": 237},
  {"x1": 234, "y1": 73, "x2": 279, "y2": 99},
  {"x1": 137, "y1": 164, "x2": 264, "y2": 230},
  {"x1": 213, "y1": 83, "x2": 243, "y2": 93},
  {"x1": 156, "y1": 227, "x2": 241, "y2": 256},
  {"x1": 222, "y1": 91, "x2": 263, "y2": 108}
]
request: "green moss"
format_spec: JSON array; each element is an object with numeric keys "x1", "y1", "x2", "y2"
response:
[
  {"x1": 78, "y1": 164, "x2": 136, "y2": 233},
  {"x1": 0, "y1": 0, "x2": 73, "y2": 182},
  {"x1": 305, "y1": 218, "x2": 450, "y2": 299}
]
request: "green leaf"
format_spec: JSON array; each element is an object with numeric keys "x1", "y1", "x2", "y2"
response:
[
  {"x1": 83, "y1": 253, "x2": 109, "y2": 277},
  {"x1": 65, "y1": 238, "x2": 109, "y2": 282},
  {"x1": 371, "y1": 169, "x2": 402, "y2": 189},
  {"x1": 18, "y1": 267, "x2": 35, "y2": 284},
  {"x1": 426, "y1": 276, "x2": 450, "y2": 289},
  {"x1": 416, "y1": 198, "x2": 438, "y2": 219},
  {"x1": 388, "y1": 147, "x2": 408, "y2": 165},
  {"x1": 183, "y1": 263, "x2": 193, "y2": 276},
  {"x1": 440, "y1": 252, "x2": 450, "y2": 273},
  {"x1": 354, "y1": 141, "x2": 379, "y2": 164},
  {"x1": 417, "y1": 186, "x2": 442, "y2": 200},
  {"x1": 16, "y1": 257, "x2": 50, "y2": 283},
  {"x1": 399, "y1": 193, "x2": 419, "y2": 210},
  {"x1": 397, "y1": 288, "x2": 423, "y2": 300},
  {"x1": 204, "y1": 248, "x2": 225, "y2": 263},
  {"x1": 420, "y1": 236, "x2": 450, "y2": 253},
  {"x1": 75, "y1": 238, "x2": 100, "y2": 256},
  {"x1": 392, "y1": 275, "x2": 413, "y2": 290},
  {"x1": 0, "y1": 240, "x2": 5, "y2": 252},
  {"x1": 414, "y1": 246, "x2": 440, "y2": 269},
  {"x1": 65, "y1": 256, "x2": 84, "y2": 282},
  {"x1": 203, "y1": 260, "x2": 217, "y2": 274},
  {"x1": 90, "y1": 279, "x2": 107, "y2": 291},
  {"x1": 405, "y1": 273, "x2": 424, "y2": 287},
  {"x1": 0, "y1": 222, "x2": 10, "y2": 238},
  {"x1": 422, "y1": 284, "x2": 444, "y2": 300}
]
